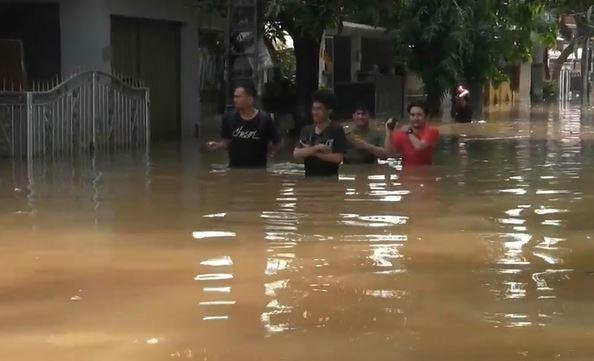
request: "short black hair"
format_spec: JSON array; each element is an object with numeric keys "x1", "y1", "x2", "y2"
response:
[
  {"x1": 353, "y1": 103, "x2": 370, "y2": 114},
  {"x1": 234, "y1": 81, "x2": 257, "y2": 98},
  {"x1": 312, "y1": 88, "x2": 336, "y2": 110},
  {"x1": 407, "y1": 101, "x2": 429, "y2": 115}
]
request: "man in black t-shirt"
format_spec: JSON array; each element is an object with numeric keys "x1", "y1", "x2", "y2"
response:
[
  {"x1": 206, "y1": 83, "x2": 281, "y2": 168},
  {"x1": 293, "y1": 89, "x2": 347, "y2": 177}
]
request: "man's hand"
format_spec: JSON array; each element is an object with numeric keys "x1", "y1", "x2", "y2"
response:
[
  {"x1": 350, "y1": 132, "x2": 371, "y2": 150},
  {"x1": 205, "y1": 141, "x2": 227, "y2": 151},
  {"x1": 315, "y1": 144, "x2": 332, "y2": 154},
  {"x1": 352, "y1": 138, "x2": 370, "y2": 150},
  {"x1": 294, "y1": 141, "x2": 328, "y2": 160},
  {"x1": 348, "y1": 134, "x2": 368, "y2": 149},
  {"x1": 299, "y1": 140, "x2": 311, "y2": 148},
  {"x1": 205, "y1": 141, "x2": 219, "y2": 151},
  {"x1": 385, "y1": 118, "x2": 398, "y2": 133}
]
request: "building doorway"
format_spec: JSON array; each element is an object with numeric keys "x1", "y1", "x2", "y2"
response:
[{"x1": 111, "y1": 16, "x2": 181, "y2": 140}]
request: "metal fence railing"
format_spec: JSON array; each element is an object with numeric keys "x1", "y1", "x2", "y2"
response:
[{"x1": 559, "y1": 68, "x2": 572, "y2": 102}]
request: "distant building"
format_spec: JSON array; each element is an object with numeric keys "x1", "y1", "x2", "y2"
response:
[{"x1": 320, "y1": 21, "x2": 405, "y2": 119}]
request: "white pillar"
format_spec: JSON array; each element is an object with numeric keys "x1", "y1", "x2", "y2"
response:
[
  {"x1": 318, "y1": 33, "x2": 326, "y2": 87},
  {"x1": 519, "y1": 62, "x2": 531, "y2": 104}
]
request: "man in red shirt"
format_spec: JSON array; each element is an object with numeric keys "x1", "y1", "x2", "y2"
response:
[{"x1": 384, "y1": 101, "x2": 439, "y2": 166}]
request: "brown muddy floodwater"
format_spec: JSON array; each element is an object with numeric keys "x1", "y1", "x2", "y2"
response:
[{"x1": 1, "y1": 105, "x2": 594, "y2": 361}]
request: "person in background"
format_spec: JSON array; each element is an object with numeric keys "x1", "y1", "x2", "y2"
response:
[
  {"x1": 344, "y1": 104, "x2": 387, "y2": 164},
  {"x1": 293, "y1": 89, "x2": 347, "y2": 177},
  {"x1": 205, "y1": 82, "x2": 281, "y2": 168},
  {"x1": 384, "y1": 101, "x2": 440, "y2": 166},
  {"x1": 452, "y1": 85, "x2": 472, "y2": 123}
]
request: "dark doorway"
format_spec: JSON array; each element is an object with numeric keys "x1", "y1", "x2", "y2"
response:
[
  {"x1": 111, "y1": 16, "x2": 181, "y2": 140},
  {"x1": 362, "y1": 38, "x2": 394, "y2": 74},
  {"x1": 0, "y1": 3, "x2": 61, "y2": 83},
  {"x1": 333, "y1": 36, "x2": 352, "y2": 84}
]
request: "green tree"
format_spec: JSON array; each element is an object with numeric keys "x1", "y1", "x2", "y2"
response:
[
  {"x1": 391, "y1": 1, "x2": 468, "y2": 112},
  {"x1": 462, "y1": 1, "x2": 556, "y2": 107},
  {"x1": 392, "y1": 0, "x2": 555, "y2": 113}
]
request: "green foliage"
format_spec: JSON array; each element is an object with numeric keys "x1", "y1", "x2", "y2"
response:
[
  {"x1": 391, "y1": 1, "x2": 468, "y2": 103},
  {"x1": 543, "y1": 80, "x2": 558, "y2": 100},
  {"x1": 462, "y1": 1, "x2": 556, "y2": 86},
  {"x1": 276, "y1": 46, "x2": 296, "y2": 81},
  {"x1": 547, "y1": 0, "x2": 592, "y2": 14},
  {"x1": 265, "y1": 0, "x2": 398, "y2": 43},
  {"x1": 391, "y1": 0, "x2": 558, "y2": 103}
]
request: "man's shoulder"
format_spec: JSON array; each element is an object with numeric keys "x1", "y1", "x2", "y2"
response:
[
  {"x1": 223, "y1": 111, "x2": 240, "y2": 123},
  {"x1": 329, "y1": 122, "x2": 346, "y2": 134},
  {"x1": 257, "y1": 110, "x2": 273, "y2": 122},
  {"x1": 299, "y1": 125, "x2": 315, "y2": 137},
  {"x1": 368, "y1": 126, "x2": 384, "y2": 137}
]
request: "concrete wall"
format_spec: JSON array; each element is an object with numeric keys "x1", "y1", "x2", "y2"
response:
[{"x1": 59, "y1": 0, "x2": 110, "y2": 73}]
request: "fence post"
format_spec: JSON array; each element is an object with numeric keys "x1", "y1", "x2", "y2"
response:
[
  {"x1": 26, "y1": 92, "x2": 33, "y2": 161},
  {"x1": 559, "y1": 70, "x2": 563, "y2": 101},
  {"x1": 559, "y1": 69, "x2": 570, "y2": 102},
  {"x1": 560, "y1": 69, "x2": 564, "y2": 101},
  {"x1": 92, "y1": 72, "x2": 97, "y2": 151},
  {"x1": 145, "y1": 88, "x2": 150, "y2": 156},
  {"x1": 565, "y1": 70, "x2": 567, "y2": 100}
]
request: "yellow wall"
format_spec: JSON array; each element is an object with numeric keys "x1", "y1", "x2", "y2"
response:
[{"x1": 486, "y1": 81, "x2": 518, "y2": 107}]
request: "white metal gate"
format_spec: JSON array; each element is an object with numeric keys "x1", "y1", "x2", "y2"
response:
[{"x1": 0, "y1": 71, "x2": 150, "y2": 159}]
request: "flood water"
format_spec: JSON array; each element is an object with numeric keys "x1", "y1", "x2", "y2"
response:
[{"x1": 2, "y1": 105, "x2": 594, "y2": 361}]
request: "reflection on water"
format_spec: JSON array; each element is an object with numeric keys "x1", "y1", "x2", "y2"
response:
[{"x1": 2, "y1": 105, "x2": 594, "y2": 360}]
